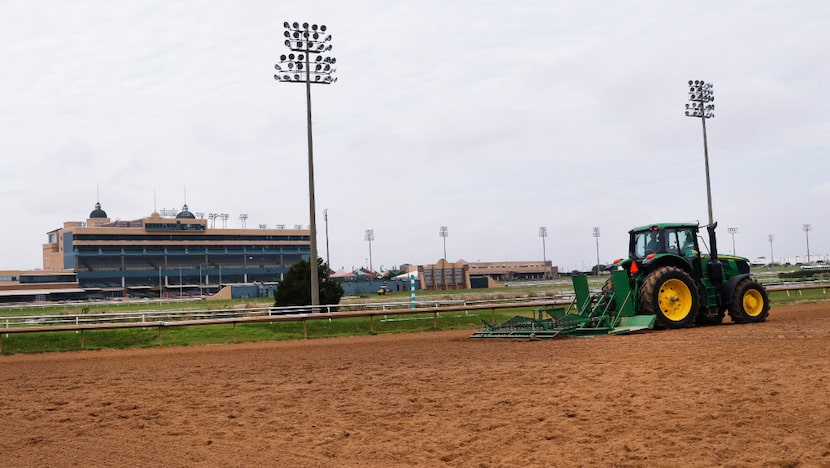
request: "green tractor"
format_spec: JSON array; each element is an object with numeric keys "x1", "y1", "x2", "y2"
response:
[
  {"x1": 471, "y1": 222, "x2": 770, "y2": 338},
  {"x1": 606, "y1": 222, "x2": 769, "y2": 328}
]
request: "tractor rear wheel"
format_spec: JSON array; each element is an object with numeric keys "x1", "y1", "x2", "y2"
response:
[
  {"x1": 727, "y1": 278, "x2": 770, "y2": 324},
  {"x1": 640, "y1": 266, "x2": 699, "y2": 329}
]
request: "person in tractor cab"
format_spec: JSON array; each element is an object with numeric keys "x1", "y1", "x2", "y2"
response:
[
  {"x1": 681, "y1": 231, "x2": 697, "y2": 257},
  {"x1": 646, "y1": 231, "x2": 662, "y2": 254}
]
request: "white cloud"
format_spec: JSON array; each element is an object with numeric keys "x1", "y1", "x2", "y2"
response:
[{"x1": 0, "y1": 0, "x2": 828, "y2": 272}]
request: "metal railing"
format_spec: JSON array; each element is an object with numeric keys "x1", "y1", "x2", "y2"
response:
[
  {"x1": 0, "y1": 298, "x2": 571, "y2": 353},
  {"x1": 1, "y1": 281, "x2": 826, "y2": 353}
]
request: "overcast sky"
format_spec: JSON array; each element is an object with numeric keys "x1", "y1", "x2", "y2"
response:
[{"x1": 1, "y1": 1, "x2": 828, "y2": 272}]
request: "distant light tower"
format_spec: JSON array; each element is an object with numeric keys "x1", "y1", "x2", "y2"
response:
[
  {"x1": 592, "y1": 227, "x2": 600, "y2": 276},
  {"x1": 768, "y1": 234, "x2": 774, "y2": 265},
  {"x1": 239, "y1": 213, "x2": 248, "y2": 229},
  {"x1": 685, "y1": 80, "x2": 716, "y2": 226},
  {"x1": 365, "y1": 229, "x2": 374, "y2": 272},
  {"x1": 324, "y1": 209, "x2": 330, "y2": 269},
  {"x1": 208, "y1": 213, "x2": 218, "y2": 228},
  {"x1": 728, "y1": 227, "x2": 738, "y2": 255},
  {"x1": 803, "y1": 224, "x2": 812, "y2": 264},
  {"x1": 274, "y1": 21, "x2": 337, "y2": 310},
  {"x1": 539, "y1": 227, "x2": 548, "y2": 279},
  {"x1": 220, "y1": 213, "x2": 229, "y2": 229},
  {"x1": 439, "y1": 226, "x2": 449, "y2": 262}
]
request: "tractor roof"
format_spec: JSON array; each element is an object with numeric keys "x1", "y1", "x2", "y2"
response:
[{"x1": 629, "y1": 222, "x2": 699, "y2": 233}]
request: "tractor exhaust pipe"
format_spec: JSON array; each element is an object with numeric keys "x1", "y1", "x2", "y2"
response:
[{"x1": 707, "y1": 222, "x2": 724, "y2": 284}]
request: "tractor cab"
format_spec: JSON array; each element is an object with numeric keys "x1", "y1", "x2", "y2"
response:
[
  {"x1": 630, "y1": 224, "x2": 699, "y2": 260},
  {"x1": 627, "y1": 223, "x2": 703, "y2": 278}
]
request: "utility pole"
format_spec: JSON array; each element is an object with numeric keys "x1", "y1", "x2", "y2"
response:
[
  {"x1": 439, "y1": 226, "x2": 448, "y2": 262},
  {"x1": 365, "y1": 229, "x2": 374, "y2": 272},
  {"x1": 539, "y1": 226, "x2": 548, "y2": 279}
]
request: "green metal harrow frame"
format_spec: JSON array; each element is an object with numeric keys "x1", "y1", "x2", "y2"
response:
[{"x1": 470, "y1": 270, "x2": 656, "y2": 339}]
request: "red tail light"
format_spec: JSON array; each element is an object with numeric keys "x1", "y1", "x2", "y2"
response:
[{"x1": 629, "y1": 261, "x2": 639, "y2": 274}]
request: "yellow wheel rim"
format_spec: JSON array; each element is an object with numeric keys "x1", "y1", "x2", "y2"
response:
[
  {"x1": 658, "y1": 278, "x2": 693, "y2": 321},
  {"x1": 743, "y1": 289, "x2": 764, "y2": 317}
]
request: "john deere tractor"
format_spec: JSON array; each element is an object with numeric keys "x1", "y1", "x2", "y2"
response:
[
  {"x1": 606, "y1": 221, "x2": 769, "y2": 328},
  {"x1": 472, "y1": 222, "x2": 770, "y2": 338}
]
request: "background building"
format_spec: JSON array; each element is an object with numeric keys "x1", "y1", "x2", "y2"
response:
[
  {"x1": 0, "y1": 270, "x2": 85, "y2": 303},
  {"x1": 418, "y1": 259, "x2": 559, "y2": 291},
  {"x1": 42, "y1": 202, "x2": 310, "y2": 298}
]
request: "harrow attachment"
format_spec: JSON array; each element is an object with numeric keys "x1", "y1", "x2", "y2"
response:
[{"x1": 470, "y1": 270, "x2": 656, "y2": 339}]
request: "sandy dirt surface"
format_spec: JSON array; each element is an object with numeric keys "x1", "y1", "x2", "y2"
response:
[{"x1": 1, "y1": 303, "x2": 828, "y2": 467}]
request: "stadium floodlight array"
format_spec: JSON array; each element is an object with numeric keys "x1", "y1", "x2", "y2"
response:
[
  {"x1": 685, "y1": 80, "x2": 714, "y2": 119},
  {"x1": 274, "y1": 22, "x2": 337, "y2": 84}
]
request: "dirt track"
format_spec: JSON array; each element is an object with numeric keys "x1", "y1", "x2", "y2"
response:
[{"x1": 1, "y1": 303, "x2": 828, "y2": 467}]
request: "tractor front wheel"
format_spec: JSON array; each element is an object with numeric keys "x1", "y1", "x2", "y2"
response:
[
  {"x1": 728, "y1": 278, "x2": 770, "y2": 324},
  {"x1": 640, "y1": 266, "x2": 699, "y2": 329}
]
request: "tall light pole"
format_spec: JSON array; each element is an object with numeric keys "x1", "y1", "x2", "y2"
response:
[
  {"x1": 768, "y1": 234, "x2": 774, "y2": 265},
  {"x1": 539, "y1": 226, "x2": 548, "y2": 279},
  {"x1": 685, "y1": 80, "x2": 716, "y2": 226},
  {"x1": 803, "y1": 224, "x2": 812, "y2": 264},
  {"x1": 365, "y1": 229, "x2": 374, "y2": 272},
  {"x1": 728, "y1": 227, "x2": 738, "y2": 255},
  {"x1": 439, "y1": 226, "x2": 448, "y2": 262},
  {"x1": 274, "y1": 21, "x2": 337, "y2": 309},
  {"x1": 592, "y1": 227, "x2": 600, "y2": 276},
  {"x1": 324, "y1": 208, "x2": 330, "y2": 269}
]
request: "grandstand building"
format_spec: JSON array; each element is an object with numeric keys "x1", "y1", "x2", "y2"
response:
[{"x1": 41, "y1": 202, "x2": 310, "y2": 298}]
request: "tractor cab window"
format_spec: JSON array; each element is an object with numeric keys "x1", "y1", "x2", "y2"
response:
[
  {"x1": 632, "y1": 228, "x2": 698, "y2": 259},
  {"x1": 632, "y1": 230, "x2": 663, "y2": 258},
  {"x1": 665, "y1": 230, "x2": 681, "y2": 255},
  {"x1": 679, "y1": 229, "x2": 698, "y2": 256}
]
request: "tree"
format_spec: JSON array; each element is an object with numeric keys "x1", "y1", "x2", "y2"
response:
[{"x1": 274, "y1": 258, "x2": 343, "y2": 308}]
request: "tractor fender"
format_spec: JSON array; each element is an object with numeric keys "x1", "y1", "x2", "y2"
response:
[
  {"x1": 720, "y1": 273, "x2": 751, "y2": 305},
  {"x1": 641, "y1": 255, "x2": 693, "y2": 277}
]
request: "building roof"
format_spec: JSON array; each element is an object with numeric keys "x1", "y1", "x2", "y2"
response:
[
  {"x1": 176, "y1": 204, "x2": 196, "y2": 219},
  {"x1": 89, "y1": 202, "x2": 108, "y2": 219}
]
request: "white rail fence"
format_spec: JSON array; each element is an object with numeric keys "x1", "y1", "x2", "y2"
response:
[
  {"x1": 0, "y1": 298, "x2": 575, "y2": 352},
  {"x1": 1, "y1": 282, "x2": 826, "y2": 353}
]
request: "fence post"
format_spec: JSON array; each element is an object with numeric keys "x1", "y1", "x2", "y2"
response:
[
  {"x1": 233, "y1": 322, "x2": 237, "y2": 343},
  {"x1": 80, "y1": 329, "x2": 85, "y2": 350},
  {"x1": 370, "y1": 315, "x2": 375, "y2": 334},
  {"x1": 303, "y1": 319, "x2": 308, "y2": 339},
  {"x1": 157, "y1": 326, "x2": 162, "y2": 346},
  {"x1": 433, "y1": 311, "x2": 438, "y2": 330}
]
